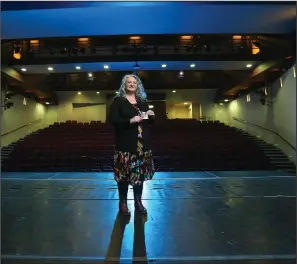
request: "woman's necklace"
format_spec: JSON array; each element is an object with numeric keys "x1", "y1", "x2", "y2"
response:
[{"x1": 131, "y1": 104, "x2": 141, "y2": 116}]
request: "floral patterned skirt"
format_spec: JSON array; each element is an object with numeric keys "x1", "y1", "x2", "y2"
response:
[{"x1": 113, "y1": 150, "x2": 155, "y2": 186}]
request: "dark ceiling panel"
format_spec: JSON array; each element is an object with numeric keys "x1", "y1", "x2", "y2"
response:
[
  {"x1": 1, "y1": 1, "x2": 91, "y2": 11},
  {"x1": 2, "y1": 1, "x2": 295, "y2": 11},
  {"x1": 39, "y1": 70, "x2": 247, "y2": 92},
  {"x1": 2, "y1": 3, "x2": 295, "y2": 39}
]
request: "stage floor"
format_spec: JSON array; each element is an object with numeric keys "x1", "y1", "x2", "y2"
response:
[{"x1": 1, "y1": 171, "x2": 296, "y2": 264}]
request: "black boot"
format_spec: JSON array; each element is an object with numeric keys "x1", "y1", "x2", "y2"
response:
[
  {"x1": 133, "y1": 183, "x2": 147, "y2": 214},
  {"x1": 117, "y1": 182, "x2": 130, "y2": 215}
]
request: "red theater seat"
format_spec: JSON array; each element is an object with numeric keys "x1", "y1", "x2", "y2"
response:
[{"x1": 1, "y1": 119, "x2": 276, "y2": 172}]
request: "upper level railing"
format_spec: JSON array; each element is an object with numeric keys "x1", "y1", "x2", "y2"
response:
[{"x1": 4, "y1": 34, "x2": 294, "y2": 64}]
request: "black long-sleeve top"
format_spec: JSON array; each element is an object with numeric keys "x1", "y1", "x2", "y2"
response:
[{"x1": 108, "y1": 96, "x2": 154, "y2": 152}]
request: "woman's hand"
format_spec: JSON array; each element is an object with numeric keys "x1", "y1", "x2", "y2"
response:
[
  {"x1": 130, "y1": 116, "x2": 143, "y2": 124},
  {"x1": 147, "y1": 110, "x2": 155, "y2": 116}
]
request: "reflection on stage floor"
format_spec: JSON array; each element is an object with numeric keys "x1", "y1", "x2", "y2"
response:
[{"x1": 1, "y1": 171, "x2": 296, "y2": 264}]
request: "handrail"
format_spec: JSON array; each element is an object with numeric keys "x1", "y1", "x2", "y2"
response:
[
  {"x1": 232, "y1": 116, "x2": 296, "y2": 151},
  {"x1": 1, "y1": 119, "x2": 42, "y2": 137},
  {"x1": 199, "y1": 116, "x2": 213, "y2": 121}
]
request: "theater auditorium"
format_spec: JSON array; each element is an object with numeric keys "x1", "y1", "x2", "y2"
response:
[{"x1": 1, "y1": 2, "x2": 296, "y2": 264}]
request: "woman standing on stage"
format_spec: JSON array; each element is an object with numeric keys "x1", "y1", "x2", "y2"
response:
[{"x1": 109, "y1": 74, "x2": 155, "y2": 215}]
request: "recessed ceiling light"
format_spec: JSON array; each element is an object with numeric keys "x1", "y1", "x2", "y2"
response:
[
  {"x1": 224, "y1": 99, "x2": 229, "y2": 102},
  {"x1": 179, "y1": 71, "x2": 184, "y2": 75},
  {"x1": 190, "y1": 64, "x2": 195, "y2": 68},
  {"x1": 104, "y1": 65, "x2": 109, "y2": 69},
  {"x1": 246, "y1": 64, "x2": 252, "y2": 68},
  {"x1": 172, "y1": 90, "x2": 176, "y2": 93},
  {"x1": 88, "y1": 73, "x2": 93, "y2": 77},
  {"x1": 161, "y1": 64, "x2": 167, "y2": 68},
  {"x1": 45, "y1": 102, "x2": 50, "y2": 105},
  {"x1": 76, "y1": 66, "x2": 81, "y2": 70},
  {"x1": 78, "y1": 92, "x2": 82, "y2": 95},
  {"x1": 96, "y1": 92, "x2": 100, "y2": 94},
  {"x1": 48, "y1": 67, "x2": 53, "y2": 71},
  {"x1": 21, "y1": 68, "x2": 27, "y2": 72}
]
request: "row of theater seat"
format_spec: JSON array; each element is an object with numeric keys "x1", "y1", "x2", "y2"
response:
[{"x1": 1, "y1": 119, "x2": 275, "y2": 172}]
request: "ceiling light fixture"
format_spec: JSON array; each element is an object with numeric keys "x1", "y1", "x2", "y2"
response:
[
  {"x1": 45, "y1": 102, "x2": 50, "y2": 105},
  {"x1": 76, "y1": 66, "x2": 81, "y2": 70},
  {"x1": 224, "y1": 99, "x2": 229, "y2": 102},
  {"x1": 280, "y1": 77, "x2": 283, "y2": 87},
  {"x1": 246, "y1": 64, "x2": 252, "y2": 68},
  {"x1": 48, "y1": 67, "x2": 53, "y2": 71},
  {"x1": 190, "y1": 64, "x2": 195, "y2": 68},
  {"x1": 104, "y1": 65, "x2": 109, "y2": 69},
  {"x1": 88, "y1": 73, "x2": 93, "y2": 77},
  {"x1": 178, "y1": 71, "x2": 184, "y2": 80},
  {"x1": 247, "y1": 94, "x2": 251, "y2": 102},
  {"x1": 133, "y1": 62, "x2": 140, "y2": 70},
  {"x1": 172, "y1": 90, "x2": 176, "y2": 93},
  {"x1": 96, "y1": 92, "x2": 100, "y2": 94},
  {"x1": 21, "y1": 68, "x2": 27, "y2": 72},
  {"x1": 78, "y1": 92, "x2": 82, "y2": 95},
  {"x1": 161, "y1": 64, "x2": 167, "y2": 68}
]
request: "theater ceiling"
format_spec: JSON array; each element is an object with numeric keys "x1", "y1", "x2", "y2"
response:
[{"x1": 1, "y1": 2, "x2": 296, "y2": 104}]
